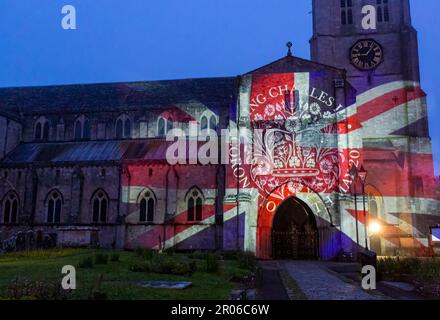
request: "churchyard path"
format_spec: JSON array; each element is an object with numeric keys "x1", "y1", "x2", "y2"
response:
[{"x1": 280, "y1": 260, "x2": 385, "y2": 300}]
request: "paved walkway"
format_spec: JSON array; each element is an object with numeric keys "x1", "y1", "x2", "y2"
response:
[
  {"x1": 281, "y1": 261, "x2": 383, "y2": 300},
  {"x1": 257, "y1": 261, "x2": 290, "y2": 300}
]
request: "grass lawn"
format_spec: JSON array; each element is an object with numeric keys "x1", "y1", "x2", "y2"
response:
[{"x1": 0, "y1": 249, "x2": 253, "y2": 300}]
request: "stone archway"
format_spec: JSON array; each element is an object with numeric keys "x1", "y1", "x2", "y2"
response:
[
  {"x1": 256, "y1": 182, "x2": 336, "y2": 260},
  {"x1": 271, "y1": 197, "x2": 318, "y2": 260}
]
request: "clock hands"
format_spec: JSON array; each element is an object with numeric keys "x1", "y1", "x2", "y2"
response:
[
  {"x1": 365, "y1": 45, "x2": 374, "y2": 56},
  {"x1": 353, "y1": 45, "x2": 374, "y2": 58},
  {"x1": 351, "y1": 40, "x2": 383, "y2": 70}
]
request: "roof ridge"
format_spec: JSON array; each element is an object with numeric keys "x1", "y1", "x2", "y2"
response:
[{"x1": 0, "y1": 76, "x2": 237, "y2": 91}]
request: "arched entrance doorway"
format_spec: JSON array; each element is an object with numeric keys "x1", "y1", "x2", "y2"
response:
[{"x1": 271, "y1": 197, "x2": 318, "y2": 260}]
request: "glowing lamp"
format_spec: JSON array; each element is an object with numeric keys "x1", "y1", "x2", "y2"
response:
[{"x1": 369, "y1": 221, "x2": 381, "y2": 235}]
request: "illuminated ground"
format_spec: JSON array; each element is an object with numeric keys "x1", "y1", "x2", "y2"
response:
[{"x1": 0, "y1": 249, "x2": 253, "y2": 300}]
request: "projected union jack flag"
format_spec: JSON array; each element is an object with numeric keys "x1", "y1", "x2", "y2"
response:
[{"x1": 121, "y1": 62, "x2": 440, "y2": 259}]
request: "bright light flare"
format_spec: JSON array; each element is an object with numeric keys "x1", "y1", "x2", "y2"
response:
[{"x1": 369, "y1": 221, "x2": 382, "y2": 235}]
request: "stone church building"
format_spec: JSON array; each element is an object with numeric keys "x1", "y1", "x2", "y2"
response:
[{"x1": 0, "y1": 0, "x2": 439, "y2": 259}]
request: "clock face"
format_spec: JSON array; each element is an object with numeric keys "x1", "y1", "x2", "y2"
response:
[{"x1": 350, "y1": 40, "x2": 383, "y2": 70}]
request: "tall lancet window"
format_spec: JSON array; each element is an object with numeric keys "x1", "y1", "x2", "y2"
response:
[
  {"x1": 199, "y1": 112, "x2": 218, "y2": 133},
  {"x1": 187, "y1": 188, "x2": 203, "y2": 222},
  {"x1": 3, "y1": 191, "x2": 19, "y2": 224},
  {"x1": 341, "y1": 0, "x2": 353, "y2": 25},
  {"x1": 139, "y1": 190, "x2": 155, "y2": 223},
  {"x1": 35, "y1": 117, "x2": 50, "y2": 141},
  {"x1": 92, "y1": 190, "x2": 108, "y2": 223},
  {"x1": 74, "y1": 115, "x2": 91, "y2": 140},
  {"x1": 284, "y1": 90, "x2": 299, "y2": 113},
  {"x1": 377, "y1": 0, "x2": 389, "y2": 22},
  {"x1": 115, "y1": 114, "x2": 131, "y2": 139},
  {"x1": 47, "y1": 190, "x2": 62, "y2": 224},
  {"x1": 157, "y1": 117, "x2": 173, "y2": 137}
]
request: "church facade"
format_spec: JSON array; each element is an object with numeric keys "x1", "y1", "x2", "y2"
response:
[{"x1": 0, "y1": 0, "x2": 439, "y2": 259}]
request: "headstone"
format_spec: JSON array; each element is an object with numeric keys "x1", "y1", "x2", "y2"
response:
[
  {"x1": 26, "y1": 231, "x2": 35, "y2": 250},
  {"x1": 16, "y1": 232, "x2": 26, "y2": 251}
]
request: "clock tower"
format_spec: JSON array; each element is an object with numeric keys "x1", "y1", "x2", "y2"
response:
[
  {"x1": 310, "y1": 0, "x2": 420, "y2": 94},
  {"x1": 310, "y1": 0, "x2": 439, "y2": 256}
]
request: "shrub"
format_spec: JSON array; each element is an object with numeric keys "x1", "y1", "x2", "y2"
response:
[
  {"x1": 189, "y1": 260, "x2": 197, "y2": 273},
  {"x1": 191, "y1": 251, "x2": 207, "y2": 260},
  {"x1": 226, "y1": 269, "x2": 251, "y2": 283},
  {"x1": 146, "y1": 256, "x2": 197, "y2": 276},
  {"x1": 164, "y1": 248, "x2": 175, "y2": 256},
  {"x1": 135, "y1": 248, "x2": 155, "y2": 260},
  {"x1": 400, "y1": 257, "x2": 421, "y2": 274},
  {"x1": 171, "y1": 261, "x2": 195, "y2": 276},
  {"x1": 128, "y1": 262, "x2": 150, "y2": 273},
  {"x1": 94, "y1": 253, "x2": 109, "y2": 265},
  {"x1": 110, "y1": 252, "x2": 120, "y2": 262},
  {"x1": 377, "y1": 257, "x2": 440, "y2": 282},
  {"x1": 237, "y1": 252, "x2": 257, "y2": 271},
  {"x1": 205, "y1": 253, "x2": 220, "y2": 273},
  {"x1": 7, "y1": 279, "x2": 71, "y2": 300},
  {"x1": 78, "y1": 256, "x2": 94, "y2": 269},
  {"x1": 135, "y1": 247, "x2": 144, "y2": 257},
  {"x1": 150, "y1": 256, "x2": 176, "y2": 274},
  {"x1": 419, "y1": 258, "x2": 440, "y2": 281},
  {"x1": 222, "y1": 251, "x2": 239, "y2": 260}
]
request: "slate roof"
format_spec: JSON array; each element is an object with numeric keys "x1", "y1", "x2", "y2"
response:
[
  {"x1": 0, "y1": 77, "x2": 237, "y2": 114},
  {"x1": 1, "y1": 140, "x2": 175, "y2": 165}
]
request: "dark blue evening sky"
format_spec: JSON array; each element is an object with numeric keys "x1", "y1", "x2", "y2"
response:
[{"x1": 0, "y1": 0, "x2": 438, "y2": 174}]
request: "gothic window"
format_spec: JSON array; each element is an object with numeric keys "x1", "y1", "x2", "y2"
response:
[
  {"x1": 209, "y1": 115, "x2": 217, "y2": 131},
  {"x1": 187, "y1": 188, "x2": 203, "y2": 222},
  {"x1": 157, "y1": 117, "x2": 173, "y2": 136},
  {"x1": 199, "y1": 112, "x2": 218, "y2": 132},
  {"x1": 139, "y1": 190, "x2": 155, "y2": 222},
  {"x1": 284, "y1": 90, "x2": 300, "y2": 113},
  {"x1": 35, "y1": 117, "x2": 50, "y2": 141},
  {"x1": 377, "y1": 0, "x2": 389, "y2": 22},
  {"x1": 166, "y1": 119, "x2": 173, "y2": 133},
  {"x1": 341, "y1": 0, "x2": 353, "y2": 25},
  {"x1": 201, "y1": 116, "x2": 208, "y2": 131},
  {"x1": 116, "y1": 119, "x2": 123, "y2": 139},
  {"x1": 47, "y1": 190, "x2": 62, "y2": 224},
  {"x1": 158, "y1": 117, "x2": 166, "y2": 136},
  {"x1": 116, "y1": 115, "x2": 131, "y2": 139},
  {"x1": 92, "y1": 190, "x2": 108, "y2": 223},
  {"x1": 74, "y1": 116, "x2": 90, "y2": 140},
  {"x1": 3, "y1": 192, "x2": 18, "y2": 224}
]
